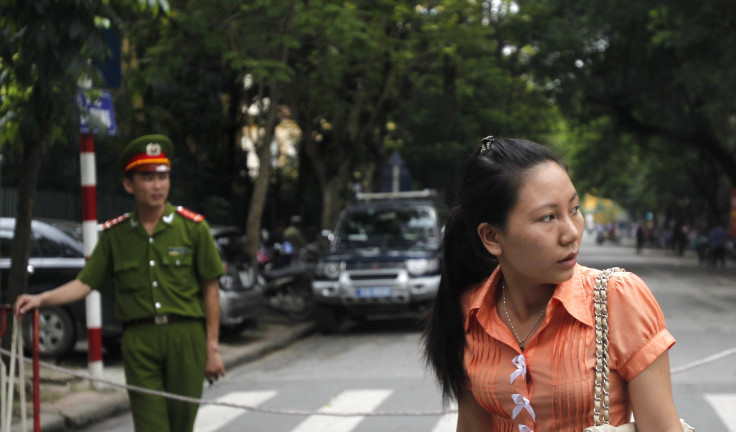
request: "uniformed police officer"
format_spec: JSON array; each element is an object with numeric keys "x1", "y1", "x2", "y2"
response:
[{"x1": 15, "y1": 134, "x2": 226, "y2": 432}]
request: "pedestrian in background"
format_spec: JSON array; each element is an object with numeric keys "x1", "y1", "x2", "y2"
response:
[
  {"x1": 423, "y1": 136, "x2": 685, "y2": 432},
  {"x1": 283, "y1": 215, "x2": 308, "y2": 251},
  {"x1": 635, "y1": 221, "x2": 645, "y2": 254},
  {"x1": 708, "y1": 223, "x2": 727, "y2": 267},
  {"x1": 15, "y1": 135, "x2": 226, "y2": 432}
]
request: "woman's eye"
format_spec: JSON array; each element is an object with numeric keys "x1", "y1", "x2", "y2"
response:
[
  {"x1": 540, "y1": 214, "x2": 554, "y2": 223},
  {"x1": 571, "y1": 205, "x2": 580, "y2": 215}
]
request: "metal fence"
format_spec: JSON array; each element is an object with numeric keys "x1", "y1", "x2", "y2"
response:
[{"x1": 0, "y1": 188, "x2": 134, "y2": 222}]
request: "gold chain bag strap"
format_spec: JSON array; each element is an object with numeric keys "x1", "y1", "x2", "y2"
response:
[{"x1": 583, "y1": 268, "x2": 695, "y2": 432}]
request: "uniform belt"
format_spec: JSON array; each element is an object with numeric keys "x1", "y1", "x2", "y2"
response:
[{"x1": 123, "y1": 314, "x2": 203, "y2": 329}]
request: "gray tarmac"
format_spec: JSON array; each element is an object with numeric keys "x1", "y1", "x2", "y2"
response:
[{"x1": 10, "y1": 314, "x2": 315, "y2": 432}]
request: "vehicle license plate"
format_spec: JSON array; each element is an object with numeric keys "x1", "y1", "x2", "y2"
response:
[
  {"x1": 355, "y1": 287, "x2": 393, "y2": 298},
  {"x1": 238, "y1": 270, "x2": 252, "y2": 287}
]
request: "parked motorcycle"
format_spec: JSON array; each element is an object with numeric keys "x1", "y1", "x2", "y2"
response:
[{"x1": 257, "y1": 241, "x2": 318, "y2": 322}]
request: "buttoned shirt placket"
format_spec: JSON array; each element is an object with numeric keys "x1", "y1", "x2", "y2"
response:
[
  {"x1": 148, "y1": 233, "x2": 163, "y2": 313},
  {"x1": 510, "y1": 353, "x2": 536, "y2": 432},
  {"x1": 144, "y1": 211, "x2": 175, "y2": 315}
]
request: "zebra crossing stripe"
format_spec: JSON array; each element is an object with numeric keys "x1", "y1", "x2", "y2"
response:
[
  {"x1": 704, "y1": 393, "x2": 736, "y2": 432},
  {"x1": 194, "y1": 391, "x2": 277, "y2": 432},
  {"x1": 290, "y1": 389, "x2": 393, "y2": 432},
  {"x1": 431, "y1": 402, "x2": 458, "y2": 432}
]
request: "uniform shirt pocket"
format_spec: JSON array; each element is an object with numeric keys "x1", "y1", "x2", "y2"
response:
[
  {"x1": 161, "y1": 253, "x2": 194, "y2": 287},
  {"x1": 114, "y1": 260, "x2": 146, "y2": 291}
]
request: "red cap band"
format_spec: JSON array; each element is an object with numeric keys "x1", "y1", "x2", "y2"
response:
[{"x1": 124, "y1": 153, "x2": 170, "y2": 172}]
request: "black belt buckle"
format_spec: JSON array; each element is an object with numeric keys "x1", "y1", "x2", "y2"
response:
[{"x1": 154, "y1": 315, "x2": 169, "y2": 325}]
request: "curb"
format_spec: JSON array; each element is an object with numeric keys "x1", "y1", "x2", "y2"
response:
[
  {"x1": 222, "y1": 321, "x2": 315, "y2": 372},
  {"x1": 12, "y1": 320, "x2": 316, "y2": 432}
]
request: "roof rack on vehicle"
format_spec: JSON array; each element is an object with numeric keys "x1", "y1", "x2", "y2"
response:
[{"x1": 355, "y1": 189, "x2": 437, "y2": 202}]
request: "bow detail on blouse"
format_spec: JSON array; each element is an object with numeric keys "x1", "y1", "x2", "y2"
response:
[
  {"x1": 511, "y1": 394, "x2": 536, "y2": 421},
  {"x1": 510, "y1": 354, "x2": 527, "y2": 383}
]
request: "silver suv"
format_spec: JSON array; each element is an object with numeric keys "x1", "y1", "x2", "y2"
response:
[{"x1": 312, "y1": 191, "x2": 443, "y2": 333}]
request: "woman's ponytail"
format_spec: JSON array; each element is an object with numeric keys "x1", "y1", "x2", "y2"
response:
[
  {"x1": 423, "y1": 205, "x2": 495, "y2": 402},
  {"x1": 423, "y1": 136, "x2": 563, "y2": 402}
]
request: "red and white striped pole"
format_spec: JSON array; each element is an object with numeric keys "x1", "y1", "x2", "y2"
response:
[{"x1": 80, "y1": 133, "x2": 104, "y2": 389}]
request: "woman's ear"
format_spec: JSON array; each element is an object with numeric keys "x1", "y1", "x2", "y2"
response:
[{"x1": 477, "y1": 223, "x2": 502, "y2": 256}]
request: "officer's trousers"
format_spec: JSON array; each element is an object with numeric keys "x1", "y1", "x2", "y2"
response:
[{"x1": 121, "y1": 320, "x2": 206, "y2": 432}]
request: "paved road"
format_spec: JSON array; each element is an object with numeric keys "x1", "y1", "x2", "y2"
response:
[
  {"x1": 82, "y1": 233, "x2": 736, "y2": 431},
  {"x1": 579, "y1": 234, "x2": 736, "y2": 432}
]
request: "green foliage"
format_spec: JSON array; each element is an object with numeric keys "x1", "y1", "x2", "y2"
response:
[
  {"x1": 0, "y1": 0, "x2": 167, "y2": 146},
  {"x1": 2, "y1": 1, "x2": 104, "y2": 147},
  {"x1": 508, "y1": 0, "x2": 736, "y2": 226},
  {"x1": 0, "y1": 0, "x2": 167, "y2": 310},
  {"x1": 5, "y1": 0, "x2": 733, "y2": 232},
  {"x1": 0, "y1": 0, "x2": 169, "y2": 190},
  {"x1": 389, "y1": 0, "x2": 562, "y2": 202}
]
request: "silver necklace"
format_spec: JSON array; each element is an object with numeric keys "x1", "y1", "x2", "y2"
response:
[{"x1": 501, "y1": 283, "x2": 547, "y2": 351}]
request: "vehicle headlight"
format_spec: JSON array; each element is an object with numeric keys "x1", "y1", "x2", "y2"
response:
[
  {"x1": 219, "y1": 274, "x2": 235, "y2": 291},
  {"x1": 239, "y1": 267, "x2": 254, "y2": 288},
  {"x1": 318, "y1": 261, "x2": 341, "y2": 279},
  {"x1": 406, "y1": 258, "x2": 440, "y2": 276}
]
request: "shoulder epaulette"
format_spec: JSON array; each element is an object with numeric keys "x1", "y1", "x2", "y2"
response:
[
  {"x1": 176, "y1": 206, "x2": 204, "y2": 223},
  {"x1": 101, "y1": 213, "x2": 130, "y2": 230}
]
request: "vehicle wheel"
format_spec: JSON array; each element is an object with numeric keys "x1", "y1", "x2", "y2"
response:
[
  {"x1": 23, "y1": 306, "x2": 76, "y2": 358},
  {"x1": 103, "y1": 337, "x2": 122, "y2": 357},
  {"x1": 220, "y1": 319, "x2": 253, "y2": 337},
  {"x1": 315, "y1": 304, "x2": 341, "y2": 334},
  {"x1": 283, "y1": 282, "x2": 315, "y2": 322}
]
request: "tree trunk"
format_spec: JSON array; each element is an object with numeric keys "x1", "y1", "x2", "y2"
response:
[
  {"x1": 243, "y1": 0, "x2": 295, "y2": 262},
  {"x1": 1, "y1": 136, "x2": 43, "y2": 361},
  {"x1": 319, "y1": 159, "x2": 351, "y2": 231},
  {"x1": 245, "y1": 120, "x2": 276, "y2": 264}
]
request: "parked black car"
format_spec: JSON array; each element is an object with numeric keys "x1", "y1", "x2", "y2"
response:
[
  {"x1": 0, "y1": 217, "x2": 118, "y2": 358},
  {"x1": 0, "y1": 218, "x2": 264, "y2": 358}
]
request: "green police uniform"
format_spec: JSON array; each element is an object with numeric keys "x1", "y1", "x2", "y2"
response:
[
  {"x1": 78, "y1": 202, "x2": 224, "y2": 432},
  {"x1": 77, "y1": 134, "x2": 225, "y2": 432},
  {"x1": 79, "y1": 202, "x2": 223, "y2": 322}
]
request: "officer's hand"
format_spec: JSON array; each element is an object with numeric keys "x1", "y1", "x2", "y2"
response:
[
  {"x1": 205, "y1": 348, "x2": 226, "y2": 381},
  {"x1": 14, "y1": 294, "x2": 42, "y2": 316}
]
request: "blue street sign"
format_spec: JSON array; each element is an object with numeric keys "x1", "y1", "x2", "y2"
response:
[
  {"x1": 77, "y1": 90, "x2": 117, "y2": 136},
  {"x1": 93, "y1": 29, "x2": 122, "y2": 88}
]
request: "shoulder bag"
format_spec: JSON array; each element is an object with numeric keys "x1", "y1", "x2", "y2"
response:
[{"x1": 582, "y1": 267, "x2": 694, "y2": 432}]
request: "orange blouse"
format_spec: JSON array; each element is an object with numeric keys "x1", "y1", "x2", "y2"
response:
[{"x1": 462, "y1": 264, "x2": 675, "y2": 432}]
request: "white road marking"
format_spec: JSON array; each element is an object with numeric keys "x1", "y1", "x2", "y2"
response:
[
  {"x1": 705, "y1": 393, "x2": 736, "y2": 432},
  {"x1": 194, "y1": 391, "x2": 277, "y2": 432},
  {"x1": 431, "y1": 402, "x2": 458, "y2": 432},
  {"x1": 290, "y1": 389, "x2": 393, "y2": 432}
]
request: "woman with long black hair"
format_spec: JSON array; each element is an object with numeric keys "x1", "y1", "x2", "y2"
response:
[{"x1": 423, "y1": 136, "x2": 684, "y2": 432}]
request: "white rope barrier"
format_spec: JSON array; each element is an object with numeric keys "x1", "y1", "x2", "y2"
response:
[
  {"x1": 1, "y1": 344, "x2": 734, "y2": 419},
  {"x1": 18, "y1": 318, "x2": 28, "y2": 432},
  {"x1": 1, "y1": 316, "x2": 28, "y2": 431},
  {"x1": 0, "y1": 346, "x2": 453, "y2": 418},
  {"x1": 1, "y1": 346, "x2": 7, "y2": 430}
]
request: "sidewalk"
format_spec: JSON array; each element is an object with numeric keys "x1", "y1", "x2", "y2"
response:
[{"x1": 11, "y1": 313, "x2": 316, "y2": 432}]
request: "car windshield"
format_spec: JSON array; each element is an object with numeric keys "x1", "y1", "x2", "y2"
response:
[
  {"x1": 215, "y1": 233, "x2": 250, "y2": 263},
  {"x1": 42, "y1": 220, "x2": 84, "y2": 242},
  {"x1": 335, "y1": 207, "x2": 439, "y2": 249}
]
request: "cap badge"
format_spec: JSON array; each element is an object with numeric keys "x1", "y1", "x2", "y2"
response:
[{"x1": 146, "y1": 143, "x2": 162, "y2": 156}]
